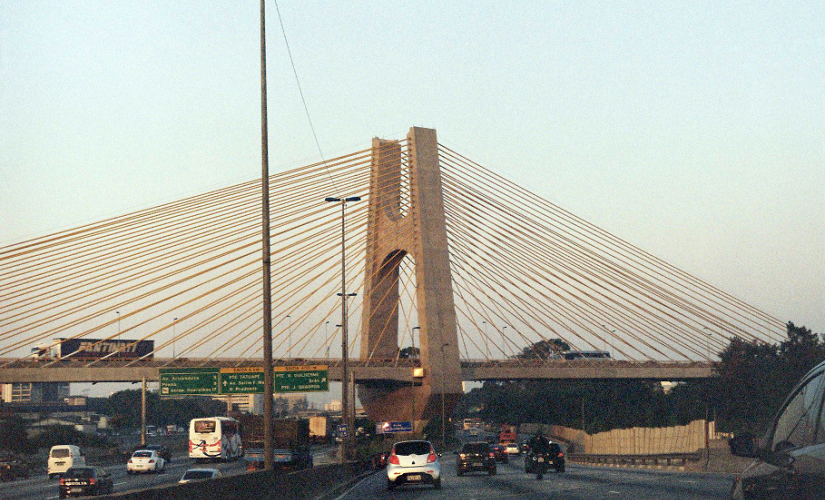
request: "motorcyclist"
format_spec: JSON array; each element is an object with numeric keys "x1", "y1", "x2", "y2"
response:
[
  {"x1": 528, "y1": 431, "x2": 551, "y2": 454},
  {"x1": 527, "y1": 431, "x2": 552, "y2": 479}
]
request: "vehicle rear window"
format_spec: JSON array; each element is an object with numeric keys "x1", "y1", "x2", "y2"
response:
[
  {"x1": 65, "y1": 468, "x2": 93, "y2": 478},
  {"x1": 549, "y1": 443, "x2": 562, "y2": 453},
  {"x1": 51, "y1": 449, "x2": 70, "y2": 458},
  {"x1": 183, "y1": 470, "x2": 214, "y2": 480},
  {"x1": 194, "y1": 420, "x2": 216, "y2": 433},
  {"x1": 394, "y1": 441, "x2": 431, "y2": 456},
  {"x1": 462, "y1": 443, "x2": 489, "y2": 453},
  {"x1": 133, "y1": 451, "x2": 152, "y2": 458}
]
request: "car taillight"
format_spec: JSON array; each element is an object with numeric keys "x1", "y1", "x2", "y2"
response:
[
  {"x1": 89, "y1": 478, "x2": 96, "y2": 485},
  {"x1": 558, "y1": 452, "x2": 564, "y2": 458},
  {"x1": 489, "y1": 452, "x2": 495, "y2": 458},
  {"x1": 427, "y1": 452, "x2": 437, "y2": 463},
  {"x1": 389, "y1": 453, "x2": 400, "y2": 465},
  {"x1": 127, "y1": 459, "x2": 132, "y2": 464},
  {"x1": 149, "y1": 459, "x2": 155, "y2": 463},
  {"x1": 59, "y1": 478, "x2": 66, "y2": 485}
]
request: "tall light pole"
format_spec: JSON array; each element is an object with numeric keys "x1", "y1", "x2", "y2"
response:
[
  {"x1": 325, "y1": 195, "x2": 361, "y2": 462},
  {"x1": 287, "y1": 315, "x2": 292, "y2": 359},
  {"x1": 440, "y1": 342, "x2": 449, "y2": 450},
  {"x1": 115, "y1": 311, "x2": 121, "y2": 342},
  {"x1": 411, "y1": 326, "x2": 420, "y2": 427},
  {"x1": 259, "y1": 0, "x2": 275, "y2": 471},
  {"x1": 172, "y1": 317, "x2": 178, "y2": 359},
  {"x1": 325, "y1": 321, "x2": 330, "y2": 359}
]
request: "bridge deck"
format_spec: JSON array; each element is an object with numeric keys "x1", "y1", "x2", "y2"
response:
[{"x1": 0, "y1": 359, "x2": 711, "y2": 383}]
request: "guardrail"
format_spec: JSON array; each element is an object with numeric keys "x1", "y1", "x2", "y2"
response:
[{"x1": 568, "y1": 452, "x2": 703, "y2": 467}]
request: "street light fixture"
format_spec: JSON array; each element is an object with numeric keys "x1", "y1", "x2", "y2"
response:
[{"x1": 325, "y1": 195, "x2": 361, "y2": 462}]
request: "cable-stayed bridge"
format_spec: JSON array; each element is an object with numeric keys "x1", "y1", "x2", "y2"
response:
[{"x1": 0, "y1": 127, "x2": 784, "y2": 422}]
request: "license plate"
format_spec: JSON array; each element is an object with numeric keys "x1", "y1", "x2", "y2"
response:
[
  {"x1": 473, "y1": 462, "x2": 483, "y2": 467},
  {"x1": 407, "y1": 474, "x2": 422, "y2": 481},
  {"x1": 71, "y1": 488, "x2": 84, "y2": 493},
  {"x1": 537, "y1": 457, "x2": 544, "y2": 462}
]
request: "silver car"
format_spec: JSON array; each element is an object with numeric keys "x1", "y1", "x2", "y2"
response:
[{"x1": 386, "y1": 440, "x2": 441, "y2": 490}]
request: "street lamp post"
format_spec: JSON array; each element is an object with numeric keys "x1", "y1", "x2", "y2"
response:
[
  {"x1": 440, "y1": 342, "x2": 449, "y2": 450},
  {"x1": 411, "y1": 326, "x2": 420, "y2": 428},
  {"x1": 325, "y1": 195, "x2": 361, "y2": 462},
  {"x1": 287, "y1": 315, "x2": 292, "y2": 359},
  {"x1": 325, "y1": 321, "x2": 330, "y2": 359},
  {"x1": 116, "y1": 311, "x2": 121, "y2": 343},
  {"x1": 172, "y1": 317, "x2": 177, "y2": 358}
]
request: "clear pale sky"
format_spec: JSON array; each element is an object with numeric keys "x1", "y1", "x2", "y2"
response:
[{"x1": 2, "y1": 0, "x2": 823, "y2": 353}]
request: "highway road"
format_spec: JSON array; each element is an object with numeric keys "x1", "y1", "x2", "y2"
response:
[
  {"x1": 336, "y1": 454, "x2": 734, "y2": 500},
  {"x1": 0, "y1": 446, "x2": 336, "y2": 500}
]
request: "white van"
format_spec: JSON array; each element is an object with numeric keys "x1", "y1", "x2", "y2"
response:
[{"x1": 48, "y1": 445, "x2": 86, "y2": 478}]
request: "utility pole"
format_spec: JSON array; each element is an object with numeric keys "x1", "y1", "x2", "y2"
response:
[
  {"x1": 259, "y1": 0, "x2": 275, "y2": 471},
  {"x1": 140, "y1": 377, "x2": 147, "y2": 447}
]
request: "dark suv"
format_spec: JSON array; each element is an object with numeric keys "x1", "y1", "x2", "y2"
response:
[
  {"x1": 58, "y1": 466, "x2": 113, "y2": 498},
  {"x1": 730, "y1": 360, "x2": 825, "y2": 499},
  {"x1": 457, "y1": 442, "x2": 496, "y2": 476}
]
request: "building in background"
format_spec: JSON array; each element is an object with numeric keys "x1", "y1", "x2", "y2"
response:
[{"x1": 1, "y1": 382, "x2": 70, "y2": 404}]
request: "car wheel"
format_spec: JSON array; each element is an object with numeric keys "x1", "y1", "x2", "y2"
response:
[
  {"x1": 434, "y1": 478, "x2": 442, "y2": 489},
  {"x1": 457, "y1": 470, "x2": 463, "y2": 477},
  {"x1": 558, "y1": 464, "x2": 565, "y2": 473},
  {"x1": 387, "y1": 480, "x2": 394, "y2": 491}
]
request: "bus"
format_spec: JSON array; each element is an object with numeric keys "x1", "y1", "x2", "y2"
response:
[{"x1": 188, "y1": 417, "x2": 243, "y2": 462}]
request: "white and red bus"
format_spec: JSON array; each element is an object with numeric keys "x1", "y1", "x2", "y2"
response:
[{"x1": 188, "y1": 417, "x2": 243, "y2": 462}]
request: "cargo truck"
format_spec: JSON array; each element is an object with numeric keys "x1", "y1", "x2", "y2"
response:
[
  {"x1": 29, "y1": 338, "x2": 154, "y2": 360},
  {"x1": 308, "y1": 416, "x2": 332, "y2": 443},
  {"x1": 238, "y1": 416, "x2": 313, "y2": 471}
]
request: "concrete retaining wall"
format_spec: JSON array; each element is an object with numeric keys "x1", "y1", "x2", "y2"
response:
[
  {"x1": 547, "y1": 420, "x2": 717, "y2": 455},
  {"x1": 102, "y1": 463, "x2": 364, "y2": 500}
]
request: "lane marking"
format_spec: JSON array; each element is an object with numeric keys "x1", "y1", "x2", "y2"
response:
[{"x1": 333, "y1": 473, "x2": 376, "y2": 500}]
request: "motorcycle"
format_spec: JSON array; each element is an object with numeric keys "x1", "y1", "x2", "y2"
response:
[{"x1": 526, "y1": 451, "x2": 550, "y2": 480}]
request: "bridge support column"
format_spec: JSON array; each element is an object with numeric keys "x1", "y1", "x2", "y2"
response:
[{"x1": 358, "y1": 127, "x2": 463, "y2": 433}]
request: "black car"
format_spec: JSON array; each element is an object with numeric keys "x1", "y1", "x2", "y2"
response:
[
  {"x1": 457, "y1": 442, "x2": 496, "y2": 476},
  {"x1": 58, "y1": 466, "x2": 113, "y2": 498},
  {"x1": 525, "y1": 442, "x2": 565, "y2": 473},
  {"x1": 490, "y1": 444, "x2": 509, "y2": 463},
  {"x1": 730, "y1": 360, "x2": 825, "y2": 499},
  {"x1": 143, "y1": 444, "x2": 172, "y2": 463}
]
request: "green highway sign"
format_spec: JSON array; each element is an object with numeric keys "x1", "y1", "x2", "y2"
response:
[
  {"x1": 159, "y1": 367, "x2": 219, "y2": 396},
  {"x1": 220, "y1": 367, "x2": 265, "y2": 394},
  {"x1": 159, "y1": 365, "x2": 328, "y2": 396},
  {"x1": 274, "y1": 364, "x2": 329, "y2": 393}
]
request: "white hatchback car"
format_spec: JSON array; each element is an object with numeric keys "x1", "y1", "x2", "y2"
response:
[
  {"x1": 505, "y1": 442, "x2": 520, "y2": 455},
  {"x1": 179, "y1": 468, "x2": 222, "y2": 483},
  {"x1": 386, "y1": 440, "x2": 441, "y2": 490},
  {"x1": 127, "y1": 449, "x2": 165, "y2": 474}
]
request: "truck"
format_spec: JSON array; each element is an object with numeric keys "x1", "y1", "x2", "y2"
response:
[
  {"x1": 29, "y1": 338, "x2": 154, "y2": 360},
  {"x1": 308, "y1": 416, "x2": 332, "y2": 444},
  {"x1": 499, "y1": 423, "x2": 518, "y2": 445},
  {"x1": 237, "y1": 416, "x2": 313, "y2": 471}
]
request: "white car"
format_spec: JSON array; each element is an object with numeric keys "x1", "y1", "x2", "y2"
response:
[
  {"x1": 179, "y1": 468, "x2": 222, "y2": 483},
  {"x1": 127, "y1": 449, "x2": 165, "y2": 474},
  {"x1": 386, "y1": 440, "x2": 441, "y2": 490},
  {"x1": 505, "y1": 443, "x2": 520, "y2": 455}
]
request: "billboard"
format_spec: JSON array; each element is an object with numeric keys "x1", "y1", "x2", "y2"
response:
[{"x1": 55, "y1": 338, "x2": 154, "y2": 359}]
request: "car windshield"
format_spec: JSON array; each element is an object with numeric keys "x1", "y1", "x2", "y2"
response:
[
  {"x1": 462, "y1": 443, "x2": 489, "y2": 453},
  {"x1": 183, "y1": 470, "x2": 214, "y2": 480},
  {"x1": 394, "y1": 441, "x2": 431, "y2": 456},
  {"x1": 65, "y1": 468, "x2": 93, "y2": 478},
  {"x1": 133, "y1": 451, "x2": 152, "y2": 458}
]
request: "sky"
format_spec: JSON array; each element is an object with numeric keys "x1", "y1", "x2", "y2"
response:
[{"x1": 2, "y1": 1, "x2": 823, "y2": 399}]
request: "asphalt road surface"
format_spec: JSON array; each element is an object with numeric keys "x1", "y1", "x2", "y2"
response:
[{"x1": 336, "y1": 454, "x2": 733, "y2": 500}]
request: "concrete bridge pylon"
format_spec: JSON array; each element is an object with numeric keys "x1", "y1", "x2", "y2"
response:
[{"x1": 357, "y1": 127, "x2": 463, "y2": 432}]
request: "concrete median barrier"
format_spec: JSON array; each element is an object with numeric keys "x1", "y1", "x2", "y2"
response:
[{"x1": 101, "y1": 463, "x2": 364, "y2": 500}]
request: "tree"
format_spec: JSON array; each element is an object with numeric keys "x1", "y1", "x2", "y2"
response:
[
  {"x1": 399, "y1": 346, "x2": 420, "y2": 359},
  {"x1": 516, "y1": 339, "x2": 570, "y2": 360}
]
